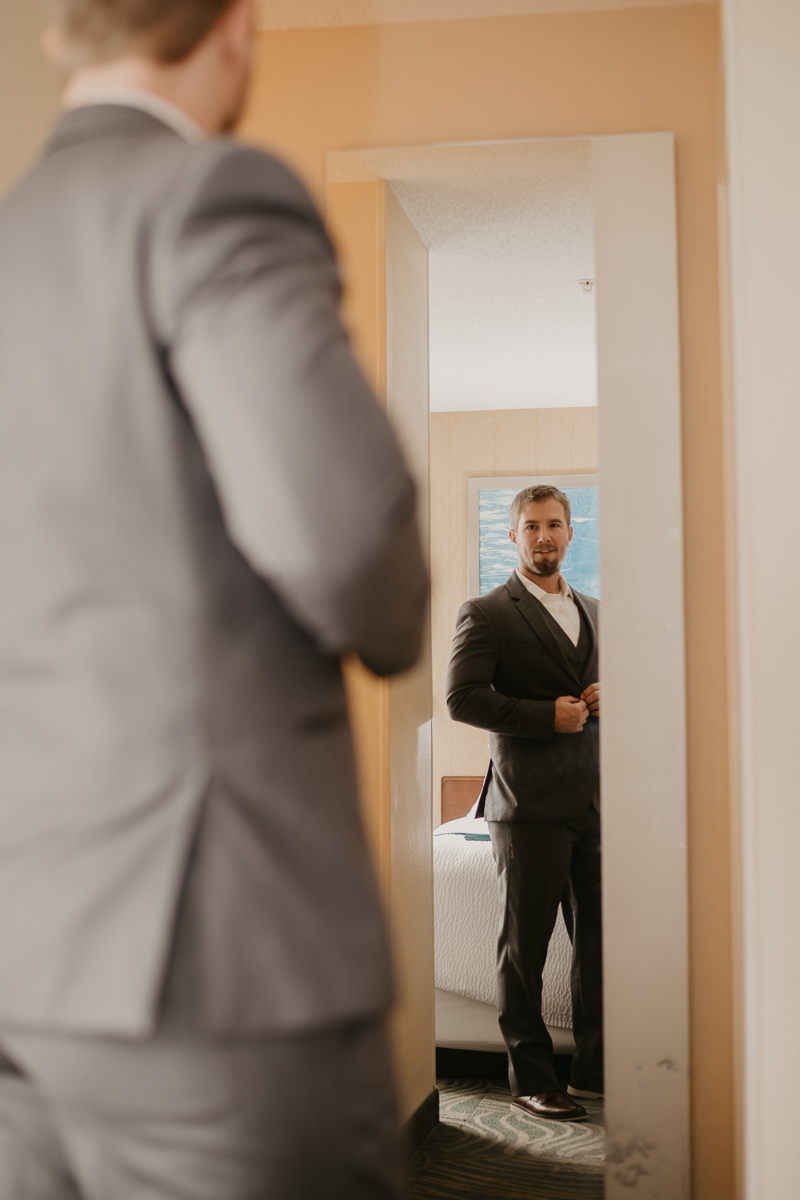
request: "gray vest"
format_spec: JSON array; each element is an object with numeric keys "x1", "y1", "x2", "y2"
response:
[{"x1": 537, "y1": 602, "x2": 594, "y2": 678}]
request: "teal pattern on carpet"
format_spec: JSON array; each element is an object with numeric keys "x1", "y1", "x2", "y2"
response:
[{"x1": 410, "y1": 1080, "x2": 605, "y2": 1199}]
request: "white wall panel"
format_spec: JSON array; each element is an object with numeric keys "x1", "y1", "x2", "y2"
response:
[
  {"x1": 593, "y1": 132, "x2": 689, "y2": 1199},
  {"x1": 722, "y1": 2, "x2": 800, "y2": 1195}
]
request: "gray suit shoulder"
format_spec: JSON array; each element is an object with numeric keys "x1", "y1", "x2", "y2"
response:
[
  {"x1": 189, "y1": 138, "x2": 319, "y2": 213},
  {"x1": 161, "y1": 137, "x2": 326, "y2": 242},
  {"x1": 149, "y1": 137, "x2": 336, "y2": 344},
  {"x1": 457, "y1": 581, "x2": 598, "y2": 626}
]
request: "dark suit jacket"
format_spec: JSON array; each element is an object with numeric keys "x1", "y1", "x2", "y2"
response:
[{"x1": 446, "y1": 572, "x2": 599, "y2": 822}]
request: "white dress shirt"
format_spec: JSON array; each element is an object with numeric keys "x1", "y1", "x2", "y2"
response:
[
  {"x1": 516, "y1": 568, "x2": 581, "y2": 647},
  {"x1": 69, "y1": 86, "x2": 205, "y2": 145}
]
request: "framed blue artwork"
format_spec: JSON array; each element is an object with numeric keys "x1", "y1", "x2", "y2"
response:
[{"x1": 467, "y1": 474, "x2": 599, "y2": 600}]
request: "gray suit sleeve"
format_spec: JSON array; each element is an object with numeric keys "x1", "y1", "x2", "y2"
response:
[
  {"x1": 150, "y1": 141, "x2": 427, "y2": 677},
  {"x1": 446, "y1": 602, "x2": 555, "y2": 741}
]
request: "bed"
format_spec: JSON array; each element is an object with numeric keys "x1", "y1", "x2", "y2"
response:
[{"x1": 434, "y1": 791, "x2": 576, "y2": 1057}]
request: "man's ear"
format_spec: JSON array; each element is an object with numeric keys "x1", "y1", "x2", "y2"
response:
[
  {"x1": 42, "y1": 24, "x2": 67, "y2": 68},
  {"x1": 568, "y1": 526, "x2": 574, "y2": 543},
  {"x1": 217, "y1": 0, "x2": 257, "y2": 63},
  {"x1": 509, "y1": 528, "x2": 517, "y2": 545}
]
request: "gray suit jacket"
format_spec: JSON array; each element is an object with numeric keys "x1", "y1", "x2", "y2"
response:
[
  {"x1": 0, "y1": 106, "x2": 427, "y2": 1036},
  {"x1": 446, "y1": 572, "x2": 599, "y2": 822}
]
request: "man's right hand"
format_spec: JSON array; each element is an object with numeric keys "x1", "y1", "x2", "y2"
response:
[{"x1": 554, "y1": 696, "x2": 589, "y2": 734}]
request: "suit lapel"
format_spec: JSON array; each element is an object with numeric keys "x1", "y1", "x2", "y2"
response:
[
  {"x1": 572, "y1": 589, "x2": 599, "y2": 688},
  {"x1": 504, "y1": 573, "x2": 584, "y2": 693},
  {"x1": 571, "y1": 590, "x2": 597, "y2": 654}
]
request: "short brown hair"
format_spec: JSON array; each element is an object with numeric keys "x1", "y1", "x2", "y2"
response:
[
  {"x1": 510, "y1": 484, "x2": 571, "y2": 529},
  {"x1": 50, "y1": 0, "x2": 233, "y2": 67}
]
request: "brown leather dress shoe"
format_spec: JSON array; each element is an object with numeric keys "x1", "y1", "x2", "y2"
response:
[{"x1": 511, "y1": 1090, "x2": 589, "y2": 1121}]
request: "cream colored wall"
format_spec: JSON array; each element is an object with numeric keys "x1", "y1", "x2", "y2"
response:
[
  {"x1": 0, "y1": 2, "x2": 59, "y2": 199},
  {"x1": 328, "y1": 181, "x2": 393, "y2": 896},
  {"x1": 326, "y1": 181, "x2": 437, "y2": 1124},
  {"x1": 431, "y1": 407, "x2": 597, "y2": 819}
]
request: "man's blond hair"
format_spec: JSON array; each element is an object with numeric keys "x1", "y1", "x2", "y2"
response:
[
  {"x1": 510, "y1": 484, "x2": 571, "y2": 529},
  {"x1": 50, "y1": 0, "x2": 234, "y2": 68}
]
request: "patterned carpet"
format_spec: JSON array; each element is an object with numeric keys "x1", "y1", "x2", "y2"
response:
[{"x1": 409, "y1": 1080, "x2": 605, "y2": 1199}]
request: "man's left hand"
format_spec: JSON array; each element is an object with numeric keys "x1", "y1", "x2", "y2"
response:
[{"x1": 581, "y1": 683, "x2": 600, "y2": 716}]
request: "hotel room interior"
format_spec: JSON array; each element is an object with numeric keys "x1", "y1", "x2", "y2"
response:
[{"x1": 1, "y1": 0, "x2": 797, "y2": 1197}]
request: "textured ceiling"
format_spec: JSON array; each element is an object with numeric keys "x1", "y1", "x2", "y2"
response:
[
  {"x1": 329, "y1": 139, "x2": 597, "y2": 411},
  {"x1": 259, "y1": 0, "x2": 715, "y2": 32}
]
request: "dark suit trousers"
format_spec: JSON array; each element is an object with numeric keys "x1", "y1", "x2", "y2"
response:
[{"x1": 488, "y1": 809, "x2": 603, "y2": 1097}]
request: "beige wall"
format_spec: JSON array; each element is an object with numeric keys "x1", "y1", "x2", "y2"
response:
[
  {"x1": 327, "y1": 178, "x2": 436, "y2": 1122},
  {"x1": 327, "y1": 180, "x2": 391, "y2": 891},
  {"x1": 431, "y1": 407, "x2": 597, "y2": 818},
  {"x1": 0, "y1": 2, "x2": 59, "y2": 199}
]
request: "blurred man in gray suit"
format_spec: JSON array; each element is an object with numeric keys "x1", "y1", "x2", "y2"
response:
[{"x1": 0, "y1": 1, "x2": 427, "y2": 1197}]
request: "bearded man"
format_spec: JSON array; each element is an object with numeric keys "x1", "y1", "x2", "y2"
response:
[{"x1": 446, "y1": 484, "x2": 602, "y2": 1122}]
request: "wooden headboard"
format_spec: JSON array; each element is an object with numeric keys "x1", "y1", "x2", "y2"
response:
[{"x1": 441, "y1": 776, "x2": 485, "y2": 823}]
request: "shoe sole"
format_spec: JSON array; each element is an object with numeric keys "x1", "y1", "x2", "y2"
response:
[
  {"x1": 510, "y1": 1102, "x2": 589, "y2": 1122},
  {"x1": 567, "y1": 1087, "x2": 604, "y2": 1100}
]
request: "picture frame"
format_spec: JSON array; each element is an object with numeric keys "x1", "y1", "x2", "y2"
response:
[{"x1": 467, "y1": 473, "x2": 600, "y2": 600}]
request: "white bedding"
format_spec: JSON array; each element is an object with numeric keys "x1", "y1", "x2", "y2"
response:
[
  {"x1": 433, "y1": 815, "x2": 573, "y2": 1030},
  {"x1": 434, "y1": 988, "x2": 575, "y2": 1054}
]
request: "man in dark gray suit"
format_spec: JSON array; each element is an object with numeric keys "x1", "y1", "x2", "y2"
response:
[
  {"x1": 446, "y1": 484, "x2": 601, "y2": 1122},
  {"x1": 0, "y1": 1, "x2": 427, "y2": 1196}
]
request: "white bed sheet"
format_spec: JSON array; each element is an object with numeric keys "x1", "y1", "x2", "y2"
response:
[
  {"x1": 434, "y1": 987, "x2": 575, "y2": 1055},
  {"x1": 433, "y1": 815, "x2": 573, "y2": 1031}
]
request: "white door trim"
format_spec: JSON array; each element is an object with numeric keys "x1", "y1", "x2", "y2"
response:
[{"x1": 593, "y1": 131, "x2": 689, "y2": 1199}]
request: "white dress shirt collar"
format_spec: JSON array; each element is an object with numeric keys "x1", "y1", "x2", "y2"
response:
[
  {"x1": 515, "y1": 569, "x2": 573, "y2": 603},
  {"x1": 516, "y1": 568, "x2": 581, "y2": 647},
  {"x1": 68, "y1": 86, "x2": 205, "y2": 145}
]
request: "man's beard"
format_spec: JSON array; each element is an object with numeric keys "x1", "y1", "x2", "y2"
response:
[{"x1": 524, "y1": 553, "x2": 560, "y2": 578}]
